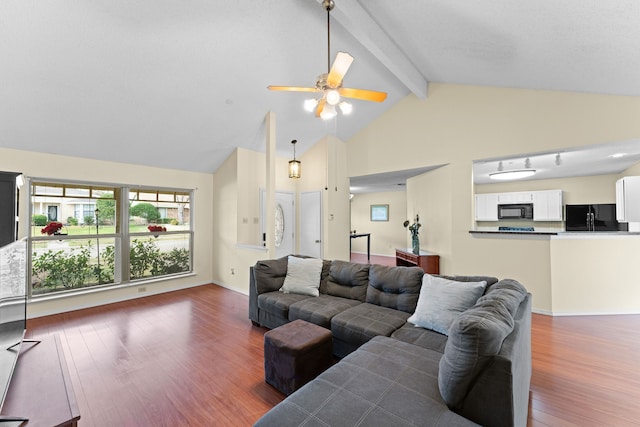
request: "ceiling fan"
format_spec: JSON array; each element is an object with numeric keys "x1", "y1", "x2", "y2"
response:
[{"x1": 267, "y1": 0, "x2": 387, "y2": 120}]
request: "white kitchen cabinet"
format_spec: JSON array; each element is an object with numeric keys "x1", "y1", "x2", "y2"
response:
[
  {"x1": 475, "y1": 193, "x2": 499, "y2": 221},
  {"x1": 532, "y1": 190, "x2": 563, "y2": 221},
  {"x1": 616, "y1": 176, "x2": 640, "y2": 222},
  {"x1": 497, "y1": 192, "x2": 533, "y2": 204}
]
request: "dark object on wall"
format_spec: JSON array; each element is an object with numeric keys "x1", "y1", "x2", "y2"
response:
[
  {"x1": 0, "y1": 172, "x2": 20, "y2": 247},
  {"x1": 565, "y1": 204, "x2": 627, "y2": 232}
]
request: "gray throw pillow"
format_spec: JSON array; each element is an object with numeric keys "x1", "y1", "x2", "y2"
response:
[
  {"x1": 407, "y1": 274, "x2": 486, "y2": 335},
  {"x1": 279, "y1": 256, "x2": 323, "y2": 297}
]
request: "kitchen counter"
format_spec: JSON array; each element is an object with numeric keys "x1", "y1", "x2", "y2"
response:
[{"x1": 469, "y1": 228, "x2": 640, "y2": 237}]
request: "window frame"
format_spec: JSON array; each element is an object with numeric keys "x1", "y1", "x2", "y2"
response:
[{"x1": 27, "y1": 177, "x2": 194, "y2": 298}]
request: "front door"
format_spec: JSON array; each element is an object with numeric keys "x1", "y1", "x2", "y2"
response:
[
  {"x1": 261, "y1": 190, "x2": 295, "y2": 258},
  {"x1": 47, "y1": 205, "x2": 58, "y2": 222}
]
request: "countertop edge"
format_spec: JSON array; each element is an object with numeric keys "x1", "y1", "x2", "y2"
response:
[
  {"x1": 469, "y1": 230, "x2": 558, "y2": 236},
  {"x1": 469, "y1": 230, "x2": 640, "y2": 236}
]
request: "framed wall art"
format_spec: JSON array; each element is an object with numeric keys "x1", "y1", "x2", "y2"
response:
[{"x1": 370, "y1": 204, "x2": 389, "y2": 221}]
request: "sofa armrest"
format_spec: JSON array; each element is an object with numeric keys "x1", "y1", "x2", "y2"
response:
[
  {"x1": 457, "y1": 293, "x2": 531, "y2": 427},
  {"x1": 249, "y1": 266, "x2": 260, "y2": 324}
]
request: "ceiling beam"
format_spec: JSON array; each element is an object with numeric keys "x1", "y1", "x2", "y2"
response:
[{"x1": 318, "y1": 0, "x2": 428, "y2": 99}]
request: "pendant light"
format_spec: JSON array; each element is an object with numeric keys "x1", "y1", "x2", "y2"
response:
[{"x1": 288, "y1": 140, "x2": 301, "y2": 179}]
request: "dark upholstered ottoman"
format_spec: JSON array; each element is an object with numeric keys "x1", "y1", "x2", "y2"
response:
[{"x1": 264, "y1": 319, "x2": 333, "y2": 395}]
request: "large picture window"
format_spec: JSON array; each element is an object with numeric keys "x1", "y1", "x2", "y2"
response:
[{"x1": 29, "y1": 180, "x2": 193, "y2": 296}]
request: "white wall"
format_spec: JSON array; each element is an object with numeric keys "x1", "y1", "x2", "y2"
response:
[
  {"x1": 347, "y1": 83, "x2": 640, "y2": 314},
  {"x1": 0, "y1": 147, "x2": 214, "y2": 318}
]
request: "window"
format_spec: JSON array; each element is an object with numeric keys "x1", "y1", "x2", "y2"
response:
[{"x1": 29, "y1": 180, "x2": 193, "y2": 296}]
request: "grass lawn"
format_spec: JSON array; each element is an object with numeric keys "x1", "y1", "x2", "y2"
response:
[{"x1": 32, "y1": 224, "x2": 188, "y2": 236}]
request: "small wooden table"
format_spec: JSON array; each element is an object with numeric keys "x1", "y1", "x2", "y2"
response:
[
  {"x1": 395, "y1": 248, "x2": 440, "y2": 274},
  {"x1": 1, "y1": 335, "x2": 80, "y2": 427}
]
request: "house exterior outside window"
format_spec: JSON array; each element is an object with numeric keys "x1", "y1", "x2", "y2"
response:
[{"x1": 28, "y1": 180, "x2": 193, "y2": 297}]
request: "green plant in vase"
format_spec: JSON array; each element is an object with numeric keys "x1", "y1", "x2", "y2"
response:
[{"x1": 403, "y1": 214, "x2": 421, "y2": 255}]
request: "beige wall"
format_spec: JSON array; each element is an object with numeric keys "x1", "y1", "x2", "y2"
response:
[
  {"x1": 0, "y1": 147, "x2": 214, "y2": 318},
  {"x1": 350, "y1": 191, "x2": 407, "y2": 257},
  {"x1": 407, "y1": 166, "x2": 456, "y2": 271},
  {"x1": 550, "y1": 236, "x2": 640, "y2": 315},
  {"x1": 347, "y1": 83, "x2": 640, "y2": 314},
  {"x1": 296, "y1": 136, "x2": 350, "y2": 261},
  {"x1": 211, "y1": 135, "x2": 350, "y2": 294},
  {"x1": 236, "y1": 148, "x2": 295, "y2": 246}
]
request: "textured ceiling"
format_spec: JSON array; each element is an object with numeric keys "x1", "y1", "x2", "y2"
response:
[{"x1": 1, "y1": 0, "x2": 639, "y2": 175}]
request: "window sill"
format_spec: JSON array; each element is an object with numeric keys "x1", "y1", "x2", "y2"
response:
[{"x1": 30, "y1": 272, "x2": 196, "y2": 303}]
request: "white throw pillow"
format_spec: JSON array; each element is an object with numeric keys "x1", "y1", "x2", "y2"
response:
[
  {"x1": 408, "y1": 274, "x2": 487, "y2": 335},
  {"x1": 279, "y1": 256, "x2": 323, "y2": 297}
]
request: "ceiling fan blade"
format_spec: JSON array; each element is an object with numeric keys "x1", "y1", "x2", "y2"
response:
[
  {"x1": 315, "y1": 99, "x2": 326, "y2": 118},
  {"x1": 339, "y1": 87, "x2": 387, "y2": 102},
  {"x1": 326, "y1": 52, "x2": 354, "y2": 88},
  {"x1": 267, "y1": 85, "x2": 318, "y2": 93}
]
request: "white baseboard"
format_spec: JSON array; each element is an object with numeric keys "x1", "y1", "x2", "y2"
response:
[
  {"x1": 532, "y1": 307, "x2": 640, "y2": 316},
  {"x1": 27, "y1": 280, "x2": 210, "y2": 319},
  {"x1": 213, "y1": 281, "x2": 249, "y2": 296}
]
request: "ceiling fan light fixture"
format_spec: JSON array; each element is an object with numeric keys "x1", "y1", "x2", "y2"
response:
[
  {"x1": 338, "y1": 101, "x2": 352, "y2": 114},
  {"x1": 325, "y1": 89, "x2": 341, "y2": 105},
  {"x1": 320, "y1": 104, "x2": 337, "y2": 120},
  {"x1": 304, "y1": 98, "x2": 318, "y2": 112}
]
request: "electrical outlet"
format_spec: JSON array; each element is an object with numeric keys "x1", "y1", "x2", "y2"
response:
[
  {"x1": 138, "y1": 286, "x2": 147, "y2": 292},
  {"x1": 231, "y1": 268, "x2": 235, "y2": 275}
]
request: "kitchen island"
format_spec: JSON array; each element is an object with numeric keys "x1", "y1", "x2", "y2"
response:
[{"x1": 468, "y1": 229, "x2": 640, "y2": 315}]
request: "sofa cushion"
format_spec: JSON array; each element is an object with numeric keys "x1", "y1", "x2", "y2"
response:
[
  {"x1": 366, "y1": 265, "x2": 424, "y2": 313},
  {"x1": 255, "y1": 336, "x2": 479, "y2": 427},
  {"x1": 437, "y1": 274, "x2": 498, "y2": 294},
  {"x1": 331, "y1": 303, "x2": 411, "y2": 349},
  {"x1": 257, "y1": 291, "x2": 313, "y2": 321},
  {"x1": 288, "y1": 295, "x2": 362, "y2": 328},
  {"x1": 476, "y1": 279, "x2": 528, "y2": 316},
  {"x1": 390, "y1": 323, "x2": 449, "y2": 353},
  {"x1": 324, "y1": 260, "x2": 369, "y2": 301},
  {"x1": 253, "y1": 256, "x2": 289, "y2": 294},
  {"x1": 280, "y1": 256, "x2": 323, "y2": 297},
  {"x1": 438, "y1": 279, "x2": 528, "y2": 409},
  {"x1": 408, "y1": 274, "x2": 487, "y2": 335}
]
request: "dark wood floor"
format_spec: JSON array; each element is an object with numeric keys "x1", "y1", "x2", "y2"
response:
[{"x1": 25, "y1": 284, "x2": 640, "y2": 427}]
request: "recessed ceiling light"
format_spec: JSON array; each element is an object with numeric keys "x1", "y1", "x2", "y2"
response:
[{"x1": 609, "y1": 153, "x2": 627, "y2": 158}]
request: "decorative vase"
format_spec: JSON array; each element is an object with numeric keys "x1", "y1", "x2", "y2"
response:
[{"x1": 411, "y1": 234, "x2": 420, "y2": 254}]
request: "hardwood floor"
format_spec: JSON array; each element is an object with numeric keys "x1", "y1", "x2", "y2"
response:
[
  {"x1": 24, "y1": 284, "x2": 640, "y2": 427},
  {"x1": 349, "y1": 252, "x2": 396, "y2": 266}
]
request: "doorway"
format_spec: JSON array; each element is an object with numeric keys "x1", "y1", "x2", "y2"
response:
[{"x1": 299, "y1": 191, "x2": 322, "y2": 258}]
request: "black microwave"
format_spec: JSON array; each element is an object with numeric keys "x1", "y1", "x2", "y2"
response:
[{"x1": 498, "y1": 203, "x2": 533, "y2": 220}]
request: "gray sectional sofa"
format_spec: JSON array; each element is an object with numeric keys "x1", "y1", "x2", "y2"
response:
[{"x1": 250, "y1": 256, "x2": 532, "y2": 427}]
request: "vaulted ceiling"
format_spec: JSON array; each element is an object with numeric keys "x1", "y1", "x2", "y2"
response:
[{"x1": 1, "y1": 1, "x2": 639, "y2": 174}]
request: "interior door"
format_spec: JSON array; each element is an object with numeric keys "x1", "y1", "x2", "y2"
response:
[{"x1": 299, "y1": 191, "x2": 322, "y2": 258}]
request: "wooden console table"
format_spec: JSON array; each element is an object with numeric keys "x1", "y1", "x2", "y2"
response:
[
  {"x1": 1, "y1": 335, "x2": 80, "y2": 427},
  {"x1": 395, "y1": 248, "x2": 440, "y2": 274}
]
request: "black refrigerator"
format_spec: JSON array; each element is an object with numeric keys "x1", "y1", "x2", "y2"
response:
[{"x1": 565, "y1": 204, "x2": 627, "y2": 232}]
